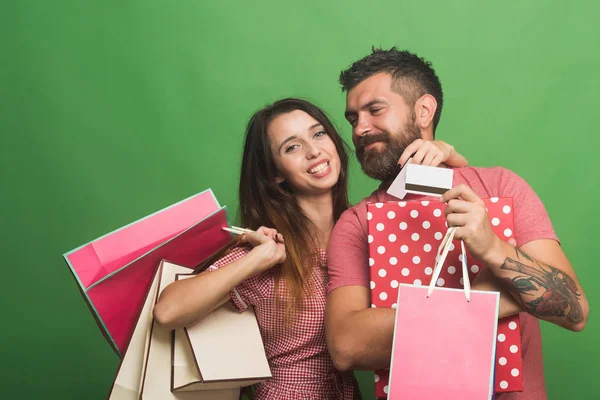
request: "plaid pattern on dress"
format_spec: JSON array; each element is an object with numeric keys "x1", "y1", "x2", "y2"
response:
[{"x1": 208, "y1": 245, "x2": 360, "y2": 400}]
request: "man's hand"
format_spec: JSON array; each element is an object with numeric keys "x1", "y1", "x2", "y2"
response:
[
  {"x1": 441, "y1": 184, "x2": 500, "y2": 264},
  {"x1": 441, "y1": 185, "x2": 588, "y2": 331}
]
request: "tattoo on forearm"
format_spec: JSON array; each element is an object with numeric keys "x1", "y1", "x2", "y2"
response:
[{"x1": 500, "y1": 249, "x2": 583, "y2": 324}]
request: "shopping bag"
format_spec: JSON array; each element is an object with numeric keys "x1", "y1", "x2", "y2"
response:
[
  {"x1": 63, "y1": 189, "x2": 231, "y2": 356},
  {"x1": 107, "y1": 263, "x2": 161, "y2": 399},
  {"x1": 137, "y1": 260, "x2": 240, "y2": 400},
  {"x1": 388, "y1": 228, "x2": 499, "y2": 399},
  {"x1": 172, "y1": 274, "x2": 271, "y2": 391},
  {"x1": 368, "y1": 198, "x2": 524, "y2": 397}
]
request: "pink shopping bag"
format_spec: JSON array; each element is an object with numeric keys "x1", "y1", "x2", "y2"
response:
[
  {"x1": 388, "y1": 228, "x2": 499, "y2": 399},
  {"x1": 63, "y1": 189, "x2": 231, "y2": 356},
  {"x1": 367, "y1": 198, "x2": 524, "y2": 397}
]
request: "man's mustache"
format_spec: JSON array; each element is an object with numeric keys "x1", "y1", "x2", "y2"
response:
[{"x1": 356, "y1": 132, "x2": 390, "y2": 150}]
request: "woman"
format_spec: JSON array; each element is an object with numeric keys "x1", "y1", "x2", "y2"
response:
[{"x1": 153, "y1": 98, "x2": 468, "y2": 399}]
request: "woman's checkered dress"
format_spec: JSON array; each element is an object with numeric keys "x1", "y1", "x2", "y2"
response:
[{"x1": 208, "y1": 246, "x2": 361, "y2": 400}]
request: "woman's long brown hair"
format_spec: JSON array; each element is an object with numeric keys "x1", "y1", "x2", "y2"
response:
[
  {"x1": 196, "y1": 98, "x2": 349, "y2": 316},
  {"x1": 240, "y1": 98, "x2": 350, "y2": 316}
]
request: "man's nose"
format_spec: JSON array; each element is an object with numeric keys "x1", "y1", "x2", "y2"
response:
[{"x1": 354, "y1": 116, "x2": 372, "y2": 137}]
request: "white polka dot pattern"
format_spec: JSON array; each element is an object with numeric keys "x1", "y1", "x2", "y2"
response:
[{"x1": 365, "y1": 197, "x2": 522, "y2": 396}]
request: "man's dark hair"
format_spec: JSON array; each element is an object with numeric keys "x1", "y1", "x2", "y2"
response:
[{"x1": 339, "y1": 47, "x2": 444, "y2": 132}]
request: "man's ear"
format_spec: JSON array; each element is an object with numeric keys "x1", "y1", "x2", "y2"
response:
[{"x1": 414, "y1": 94, "x2": 437, "y2": 138}]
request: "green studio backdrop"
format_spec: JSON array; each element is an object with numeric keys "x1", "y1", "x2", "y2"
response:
[{"x1": 2, "y1": 1, "x2": 598, "y2": 399}]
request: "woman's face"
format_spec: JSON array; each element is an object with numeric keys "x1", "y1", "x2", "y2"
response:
[{"x1": 267, "y1": 110, "x2": 341, "y2": 197}]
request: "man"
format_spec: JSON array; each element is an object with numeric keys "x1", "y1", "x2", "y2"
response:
[{"x1": 325, "y1": 47, "x2": 589, "y2": 399}]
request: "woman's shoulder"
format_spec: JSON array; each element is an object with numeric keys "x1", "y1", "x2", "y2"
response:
[{"x1": 210, "y1": 244, "x2": 252, "y2": 269}]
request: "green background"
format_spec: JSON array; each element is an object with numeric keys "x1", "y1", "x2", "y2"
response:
[{"x1": 2, "y1": 1, "x2": 598, "y2": 399}]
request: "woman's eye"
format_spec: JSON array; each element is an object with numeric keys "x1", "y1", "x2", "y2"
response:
[
  {"x1": 285, "y1": 144, "x2": 299, "y2": 153},
  {"x1": 314, "y1": 130, "x2": 327, "y2": 138}
]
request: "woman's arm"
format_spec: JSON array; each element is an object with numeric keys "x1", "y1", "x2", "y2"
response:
[{"x1": 153, "y1": 228, "x2": 285, "y2": 330}]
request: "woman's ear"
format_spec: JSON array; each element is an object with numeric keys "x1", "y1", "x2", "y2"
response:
[{"x1": 275, "y1": 175, "x2": 285, "y2": 184}]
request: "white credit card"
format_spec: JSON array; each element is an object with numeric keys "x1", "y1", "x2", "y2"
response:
[{"x1": 386, "y1": 160, "x2": 454, "y2": 199}]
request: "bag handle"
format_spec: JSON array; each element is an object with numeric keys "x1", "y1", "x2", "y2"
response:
[{"x1": 427, "y1": 227, "x2": 471, "y2": 301}]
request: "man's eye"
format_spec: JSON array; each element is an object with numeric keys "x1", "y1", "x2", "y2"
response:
[{"x1": 370, "y1": 108, "x2": 382, "y2": 114}]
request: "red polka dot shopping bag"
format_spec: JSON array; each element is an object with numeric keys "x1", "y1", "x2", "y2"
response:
[{"x1": 367, "y1": 198, "x2": 524, "y2": 398}]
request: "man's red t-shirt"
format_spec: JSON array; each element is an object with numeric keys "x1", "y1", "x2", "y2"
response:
[{"x1": 327, "y1": 167, "x2": 559, "y2": 399}]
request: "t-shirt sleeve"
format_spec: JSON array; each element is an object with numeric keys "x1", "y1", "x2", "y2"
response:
[
  {"x1": 498, "y1": 168, "x2": 559, "y2": 247},
  {"x1": 206, "y1": 245, "x2": 271, "y2": 312},
  {"x1": 327, "y1": 204, "x2": 371, "y2": 293}
]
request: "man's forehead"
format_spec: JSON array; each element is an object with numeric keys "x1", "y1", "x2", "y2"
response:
[{"x1": 346, "y1": 73, "x2": 394, "y2": 110}]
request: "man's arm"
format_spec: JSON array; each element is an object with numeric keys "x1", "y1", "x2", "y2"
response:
[
  {"x1": 486, "y1": 238, "x2": 586, "y2": 330},
  {"x1": 471, "y1": 265, "x2": 523, "y2": 319},
  {"x1": 325, "y1": 204, "x2": 399, "y2": 372},
  {"x1": 326, "y1": 286, "x2": 395, "y2": 371},
  {"x1": 443, "y1": 184, "x2": 589, "y2": 331},
  {"x1": 325, "y1": 270, "x2": 526, "y2": 373}
]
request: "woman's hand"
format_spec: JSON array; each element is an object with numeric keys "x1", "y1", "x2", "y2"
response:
[
  {"x1": 241, "y1": 226, "x2": 286, "y2": 272},
  {"x1": 153, "y1": 226, "x2": 285, "y2": 330},
  {"x1": 397, "y1": 139, "x2": 468, "y2": 168}
]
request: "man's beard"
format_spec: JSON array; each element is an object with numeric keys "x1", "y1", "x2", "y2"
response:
[{"x1": 355, "y1": 121, "x2": 421, "y2": 181}]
